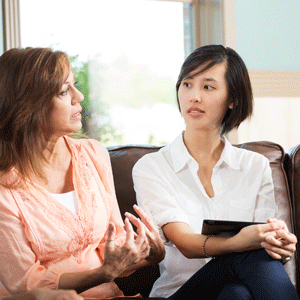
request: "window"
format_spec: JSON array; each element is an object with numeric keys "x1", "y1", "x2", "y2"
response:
[
  {"x1": 12, "y1": 0, "x2": 300, "y2": 150},
  {"x1": 20, "y1": 0, "x2": 186, "y2": 146}
]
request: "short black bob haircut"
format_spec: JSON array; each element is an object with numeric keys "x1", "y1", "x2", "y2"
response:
[{"x1": 176, "y1": 44, "x2": 253, "y2": 135}]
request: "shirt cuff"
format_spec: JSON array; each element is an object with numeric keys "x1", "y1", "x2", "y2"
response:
[
  {"x1": 26, "y1": 261, "x2": 62, "y2": 290},
  {"x1": 152, "y1": 208, "x2": 191, "y2": 230}
]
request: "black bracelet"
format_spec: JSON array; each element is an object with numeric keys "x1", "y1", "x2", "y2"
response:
[{"x1": 203, "y1": 235, "x2": 214, "y2": 258}]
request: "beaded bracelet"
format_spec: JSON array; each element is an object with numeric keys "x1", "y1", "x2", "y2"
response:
[{"x1": 203, "y1": 235, "x2": 214, "y2": 258}]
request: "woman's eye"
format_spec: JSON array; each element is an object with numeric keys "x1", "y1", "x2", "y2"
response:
[
  {"x1": 60, "y1": 88, "x2": 69, "y2": 96},
  {"x1": 204, "y1": 85, "x2": 214, "y2": 90},
  {"x1": 183, "y1": 82, "x2": 191, "y2": 87}
]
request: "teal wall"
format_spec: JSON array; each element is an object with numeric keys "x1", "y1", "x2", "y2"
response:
[{"x1": 235, "y1": 0, "x2": 300, "y2": 70}]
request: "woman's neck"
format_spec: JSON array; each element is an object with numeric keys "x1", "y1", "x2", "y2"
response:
[
  {"x1": 44, "y1": 136, "x2": 71, "y2": 169},
  {"x1": 33, "y1": 135, "x2": 74, "y2": 193},
  {"x1": 183, "y1": 128, "x2": 224, "y2": 166}
]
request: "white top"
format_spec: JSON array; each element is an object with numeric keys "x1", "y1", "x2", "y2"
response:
[
  {"x1": 51, "y1": 190, "x2": 78, "y2": 214},
  {"x1": 132, "y1": 133, "x2": 278, "y2": 298}
]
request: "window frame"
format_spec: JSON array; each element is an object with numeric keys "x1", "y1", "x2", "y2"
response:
[{"x1": 2, "y1": 0, "x2": 21, "y2": 51}]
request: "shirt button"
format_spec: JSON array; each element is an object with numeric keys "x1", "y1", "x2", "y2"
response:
[
  {"x1": 217, "y1": 186, "x2": 222, "y2": 191},
  {"x1": 215, "y1": 215, "x2": 220, "y2": 220},
  {"x1": 144, "y1": 201, "x2": 147, "y2": 206}
]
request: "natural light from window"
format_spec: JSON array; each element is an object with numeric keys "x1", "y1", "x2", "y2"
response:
[{"x1": 20, "y1": 0, "x2": 186, "y2": 146}]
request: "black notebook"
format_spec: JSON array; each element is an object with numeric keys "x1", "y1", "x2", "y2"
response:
[{"x1": 202, "y1": 219, "x2": 266, "y2": 237}]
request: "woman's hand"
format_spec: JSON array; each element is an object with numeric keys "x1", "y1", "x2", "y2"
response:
[
  {"x1": 102, "y1": 218, "x2": 150, "y2": 280},
  {"x1": 125, "y1": 205, "x2": 165, "y2": 264},
  {"x1": 261, "y1": 218, "x2": 297, "y2": 260},
  {"x1": 232, "y1": 221, "x2": 284, "y2": 252}
]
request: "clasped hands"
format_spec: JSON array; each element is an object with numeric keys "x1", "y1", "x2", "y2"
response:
[
  {"x1": 262, "y1": 218, "x2": 297, "y2": 262},
  {"x1": 238, "y1": 218, "x2": 297, "y2": 262},
  {"x1": 102, "y1": 205, "x2": 165, "y2": 279}
]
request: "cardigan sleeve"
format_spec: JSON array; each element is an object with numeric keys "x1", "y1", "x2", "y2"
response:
[{"x1": 0, "y1": 187, "x2": 62, "y2": 294}]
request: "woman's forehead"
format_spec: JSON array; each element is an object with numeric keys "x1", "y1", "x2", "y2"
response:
[{"x1": 185, "y1": 61, "x2": 227, "y2": 80}]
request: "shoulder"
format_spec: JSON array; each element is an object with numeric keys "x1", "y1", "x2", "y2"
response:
[
  {"x1": 133, "y1": 144, "x2": 169, "y2": 173},
  {"x1": 0, "y1": 177, "x2": 20, "y2": 215},
  {"x1": 232, "y1": 144, "x2": 270, "y2": 171},
  {"x1": 67, "y1": 137, "x2": 110, "y2": 162},
  {"x1": 134, "y1": 133, "x2": 186, "y2": 175},
  {"x1": 234, "y1": 145, "x2": 269, "y2": 161}
]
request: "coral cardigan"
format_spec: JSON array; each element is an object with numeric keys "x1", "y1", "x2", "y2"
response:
[{"x1": 0, "y1": 137, "x2": 126, "y2": 298}]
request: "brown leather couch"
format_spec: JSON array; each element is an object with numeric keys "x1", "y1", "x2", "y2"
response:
[{"x1": 107, "y1": 141, "x2": 300, "y2": 298}]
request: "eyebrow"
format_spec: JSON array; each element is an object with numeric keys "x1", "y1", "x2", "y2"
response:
[
  {"x1": 203, "y1": 77, "x2": 218, "y2": 82},
  {"x1": 63, "y1": 78, "x2": 76, "y2": 85},
  {"x1": 184, "y1": 75, "x2": 218, "y2": 83}
]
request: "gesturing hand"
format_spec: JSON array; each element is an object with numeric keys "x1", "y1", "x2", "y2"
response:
[
  {"x1": 102, "y1": 218, "x2": 150, "y2": 280},
  {"x1": 125, "y1": 205, "x2": 165, "y2": 264}
]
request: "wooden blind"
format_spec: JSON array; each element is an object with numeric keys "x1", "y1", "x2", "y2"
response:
[{"x1": 249, "y1": 70, "x2": 300, "y2": 98}]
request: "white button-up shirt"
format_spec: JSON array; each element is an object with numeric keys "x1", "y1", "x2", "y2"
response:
[{"x1": 132, "y1": 133, "x2": 278, "y2": 298}]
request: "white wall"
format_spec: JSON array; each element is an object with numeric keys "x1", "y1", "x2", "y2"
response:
[{"x1": 228, "y1": 97, "x2": 300, "y2": 151}]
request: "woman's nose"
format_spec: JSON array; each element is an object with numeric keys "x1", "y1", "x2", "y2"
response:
[
  {"x1": 72, "y1": 89, "x2": 84, "y2": 104},
  {"x1": 189, "y1": 89, "x2": 201, "y2": 103},
  {"x1": 77, "y1": 90, "x2": 84, "y2": 103}
]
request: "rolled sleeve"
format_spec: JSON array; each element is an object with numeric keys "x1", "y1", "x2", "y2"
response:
[
  {"x1": 26, "y1": 262, "x2": 62, "y2": 290},
  {"x1": 133, "y1": 157, "x2": 191, "y2": 243},
  {"x1": 147, "y1": 196, "x2": 191, "y2": 229}
]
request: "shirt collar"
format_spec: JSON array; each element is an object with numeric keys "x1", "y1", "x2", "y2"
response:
[
  {"x1": 170, "y1": 132, "x2": 240, "y2": 173},
  {"x1": 170, "y1": 132, "x2": 193, "y2": 173},
  {"x1": 216, "y1": 136, "x2": 241, "y2": 171}
]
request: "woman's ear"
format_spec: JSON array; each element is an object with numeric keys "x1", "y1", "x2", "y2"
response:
[{"x1": 228, "y1": 101, "x2": 234, "y2": 109}]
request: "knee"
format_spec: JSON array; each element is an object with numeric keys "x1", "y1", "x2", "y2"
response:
[{"x1": 217, "y1": 283, "x2": 253, "y2": 300}]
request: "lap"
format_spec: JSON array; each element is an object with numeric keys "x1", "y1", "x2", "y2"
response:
[
  {"x1": 217, "y1": 283, "x2": 253, "y2": 300},
  {"x1": 169, "y1": 249, "x2": 299, "y2": 300}
]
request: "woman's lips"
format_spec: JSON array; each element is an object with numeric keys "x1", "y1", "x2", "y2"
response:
[
  {"x1": 188, "y1": 107, "x2": 205, "y2": 118},
  {"x1": 72, "y1": 110, "x2": 82, "y2": 119}
]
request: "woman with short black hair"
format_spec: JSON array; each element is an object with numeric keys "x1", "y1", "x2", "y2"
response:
[{"x1": 133, "y1": 45, "x2": 298, "y2": 299}]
